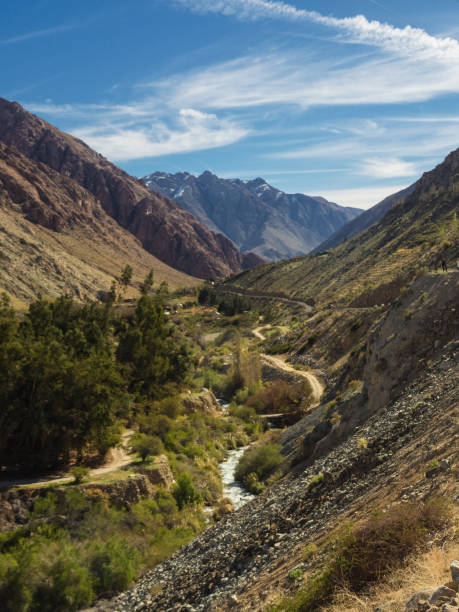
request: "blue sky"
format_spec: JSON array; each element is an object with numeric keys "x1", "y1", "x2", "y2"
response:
[{"x1": 2, "y1": 0, "x2": 459, "y2": 209}]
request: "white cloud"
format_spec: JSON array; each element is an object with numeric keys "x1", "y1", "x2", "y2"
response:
[
  {"x1": 1, "y1": 24, "x2": 76, "y2": 45},
  {"x1": 175, "y1": 0, "x2": 459, "y2": 61},
  {"x1": 267, "y1": 117, "x2": 459, "y2": 163},
  {"x1": 319, "y1": 184, "x2": 408, "y2": 209},
  {"x1": 359, "y1": 157, "x2": 418, "y2": 178},
  {"x1": 153, "y1": 47, "x2": 459, "y2": 114},
  {"x1": 71, "y1": 108, "x2": 248, "y2": 160}
]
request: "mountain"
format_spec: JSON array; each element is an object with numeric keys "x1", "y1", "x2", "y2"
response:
[
  {"x1": 143, "y1": 171, "x2": 362, "y2": 260},
  {"x1": 226, "y1": 148, "x2": 459, "y2": 305},
  {"x1": 102, "y1": 152, "x2": 459, "y2": 612},
  {"x1": 0, "y1": 99, "x2": 263, "y2": 279},
  {"x1": 314, "y1": 182, "x2": 417, "y2": 252},
  {"x1": 0, "y1": 140, "x2": 198, "y2": 305}
]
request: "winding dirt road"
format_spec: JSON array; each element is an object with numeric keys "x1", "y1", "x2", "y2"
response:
[
  {"x1": 253, "y1": 325, "x2": 324, "y2": 405},
  {"x1": 0, "y1": 430, "x2": 134, "y2": 489}
]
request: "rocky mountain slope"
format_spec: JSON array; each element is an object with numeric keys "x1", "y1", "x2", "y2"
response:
[
  {"x1": 87, "y1": 150, "x2": 459, "y2": 612},
  {"x1": 143, "y1": 171, "x2": 361, "y2": 260},
  {"x1": 0, "y1": 99, "x2": 262, "y2": 279},
  {"x1": 0, "y1": 140, "x2": 197, "y2": 304},
  {"x1": 227, "y1": 148, "x2": 459, "y2": 305},
  {"x1": 93, "y1": 309, "x2": 458, "y2": 611},
  {"x1": 314, "y1": 182, "x2": 417, "y2": 252}
]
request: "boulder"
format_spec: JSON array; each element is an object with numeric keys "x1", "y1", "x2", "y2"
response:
[
  {"x1": 405, "y1": 588, "x2": 436, "y2": 611},
  {"x1": 182, "y1": 390, "x2": 222, "y2": 416}
]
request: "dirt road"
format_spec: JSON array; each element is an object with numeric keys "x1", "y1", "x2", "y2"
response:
[
  {"x1": 253, "y1": 326, "x2": 323, "y2": 405},
  {"x1": 0, "y1": 430, "x2": 134, "y2": 489}
]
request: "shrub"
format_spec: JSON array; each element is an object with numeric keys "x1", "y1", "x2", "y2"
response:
[
  {"x1": 33, "y1": 549, "x2": 94, "y2": 611},
  {"x1": 243, "y1": 472, "x2": 265, "y2": 495},
  {"x1": 273, "y1": 499, "x2": 451, "y2": 612},
  {"x1": 357, "y1": 437, "x2": 368, "y2": 449},
  {"x1": 307, "y1": 472, "x2": 324, "y2": 490},
  {"x1": 330, "y1": 411, "x2": 341, "y2": 425},
  {"x1": 71, "y1": 467, "x2": 90, "y2": 484},
  {"x1": 89, "y1": 537, "x2": 139, "y2": 594},
  {"x1": 303, "y1": 543, "x2": 318, "y2": 561},
  {"x1": 235, "y1": 444, "x2": 284, "y2": 486},
  {"x1": 289, "y1": 568, "x2": 303, "y2": 581},
  {"x1": 172, "y1": 473, "x2": 202, "y2": 510},
  {"x1": 247, "y1": 380, "x2": 312, "y2": 415},
  {"x1": 130, "y1": 433, "x2": 164, "y2": 461}
]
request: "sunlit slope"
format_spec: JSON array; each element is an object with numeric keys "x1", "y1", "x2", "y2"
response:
[{"x1": 228, "y1": 149, "x2": 459, "y2": 305}]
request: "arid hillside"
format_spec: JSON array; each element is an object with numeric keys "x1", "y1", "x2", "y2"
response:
[
  {"x1": 0, "y1": 140, "x2": 198, "y2": 304},
  {"x1": 227, "y1": 148, "x2": 459, "y2": 306},
  {"x1": 0, "y1": 98, "x2": 263, "y2": 279}
]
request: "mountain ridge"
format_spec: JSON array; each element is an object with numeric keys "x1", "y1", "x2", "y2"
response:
[
  {"x1": 226, "y1": 148, "x2": 459, "y2": 305},
  {"x1": 0, "y1": 139, "x2": 198, "y2": 303},
  {"x1": 314, "y1": 182, "x2": 418, "y2": 253},
  {"x1": 143, "y1": 170, "x2": 362, "y2": 261},
  {"x1": 0, "y1": 98, "x2": 263, "y2": 279}
]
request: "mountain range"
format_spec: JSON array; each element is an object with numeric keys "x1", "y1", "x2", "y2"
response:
[
  {"x1": 227, "y1": 147, "x2": 459, "y2": 306},
  {"x1": 0, "y1": 98, "x2": 263, "y2": 288},
  {"x1": 143, "y1": 171, "x2": 361, "y2": 260}
]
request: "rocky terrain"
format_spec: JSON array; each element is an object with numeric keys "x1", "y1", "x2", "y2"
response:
[
  {"x1": 0, "y1": 98, "x2": 263, "y2": 280},
  {"x1": 89, "y1": 340, "x2": 458, "y2": 611},
  {"x1": 80, "y1": 150, "x2": 459, "y2": 612},
  {"x1": 0, "y1": 140, "x2": 199, "y2": 303},
  {"x1": 0, "y1": 455, "x2": 174, "y2": 534},
  {"x1": 226, "y1": 148, "x2": 459, "y2": 306},
  {"x1": 143, "y1": 171, "x2": 361, "y2": 260}
]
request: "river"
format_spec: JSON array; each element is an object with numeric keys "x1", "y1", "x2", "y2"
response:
[{"x1": 219, "y1": 446, "x2": 255, "y2": 510}]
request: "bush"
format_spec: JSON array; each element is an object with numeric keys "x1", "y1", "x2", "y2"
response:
[
  {"x1": 130, "y1": 433, "x2": 164, "y2": 461},
  {"x1": 235, "y1": 444, "x2": 284, "y2": 486},
  {"x1": 71, "y1": 467, "x2": 90, "y2": 484},
  {"x1": 273, "y1": 499, "x2": 451, "y2": 612},
  {"x1": 33, "y1": 549, "x2": 94, "y2": 611},
  {"x1": 247, "y1": 380, "x2": 312, "y2": 415},
  {"x1": 172, "y1": 473, "x2": 202, "y2": 510},
  {"x1": 89, "y1": 538, "x2": 139, "y2": 594}
]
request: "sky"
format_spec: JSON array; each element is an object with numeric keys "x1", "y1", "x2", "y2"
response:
[{"x1": 1, "y1": 0, "x2": 459, "y2": 209}]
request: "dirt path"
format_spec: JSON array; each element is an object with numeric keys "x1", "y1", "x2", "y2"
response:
[
  {"x1": 261, "y1": 354, "x2": 324, "y2": 405},
  {"x1": 252, "y1": 325, "x2": 323, "y2": 405},
  {"x1": 0, "y1": 430, "x2": 134, "y2": 489},
  {"x1": 252, "y1": 325, "x2": 271, "y2": 340}
]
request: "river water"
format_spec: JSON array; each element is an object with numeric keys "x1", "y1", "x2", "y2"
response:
[{"x1": 219, "y1": 446, "x2": 255, "y2": 510}]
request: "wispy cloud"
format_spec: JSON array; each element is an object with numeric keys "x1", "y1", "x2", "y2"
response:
[
  {"x1": 1, "y1": 24, "x2": 76, "y2": 45},
  {"x1": 359, "y1": 157, "x2": 417, "y2": 178},
  {"x1": 175, "y1": 0, "x2": 459, "y2": 61},
  {"x1": 152, "y1": 49, "x2": 459, "y2": 112},
  {"x1": 320, "y1": 184, "x2": 408, "y2": 209},
  {"x1": 70, "y1": 108, "x2": 248, "y2": 161}
]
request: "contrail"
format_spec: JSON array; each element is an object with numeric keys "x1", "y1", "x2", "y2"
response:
[{"x1": 175, "y1": 0, "x2": 459, "y2": 62}]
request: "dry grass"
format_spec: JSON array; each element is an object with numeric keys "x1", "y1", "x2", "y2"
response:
[{"x1": 326, "y1": 538, "x2": 459, "y2": 612}]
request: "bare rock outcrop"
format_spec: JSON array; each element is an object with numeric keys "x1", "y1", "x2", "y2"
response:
[
  {"x1": 0, "y1": 98, "x2": 263, "y2": 279},
  {"x1": 182, "y1": 390, "x2": 222, "y2": 416}
]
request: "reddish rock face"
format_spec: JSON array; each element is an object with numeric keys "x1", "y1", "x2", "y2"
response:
[{"x1": 0, "y1": 98, "x2": 263, "y2": 278}]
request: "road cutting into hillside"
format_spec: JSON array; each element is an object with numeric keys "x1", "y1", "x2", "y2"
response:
[
  {"x1": 253, "y1": 326, "x2": 324, "y2": 405},
  {"x1": 0, "y1": 430, "x2": 134, "y2": 489}
]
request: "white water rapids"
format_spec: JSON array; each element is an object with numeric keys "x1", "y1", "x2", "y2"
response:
[{"x1": 219, "y1": 446, "x2": 255, "y2": 510}]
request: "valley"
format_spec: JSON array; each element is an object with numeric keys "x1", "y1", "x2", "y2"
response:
[{"x1": 0, "y1": 102, "x2": 457, "y2": 612}]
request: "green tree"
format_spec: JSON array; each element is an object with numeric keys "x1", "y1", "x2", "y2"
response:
[
  {"x1": 172, "y1": 473, "x2": 202, "y2": 509},
  {"x1": 119, "y1": 265, "x2": 133, "y2": 294},
  {"x1": 140, "y1": 270, "x2": 154, "y2": 295}
]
